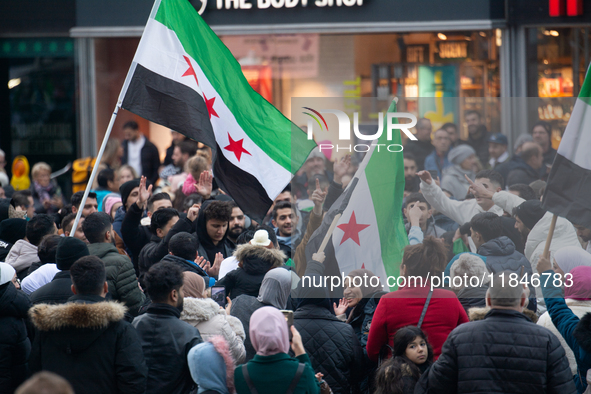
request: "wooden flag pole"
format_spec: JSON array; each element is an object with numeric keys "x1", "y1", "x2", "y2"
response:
[
  {"x1": 70, "y1": 104, "x2": 121, "y2": 236},
  {"x1": 542, "y1": 214, "x2": 558, "y2": 258},
  {"x1": 317, "y1": 213, "x2": 342, "y2": 254}
]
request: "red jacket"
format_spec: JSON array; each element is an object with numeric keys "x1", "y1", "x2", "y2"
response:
[{"x1": 366, "y1": 283, "x2": 468, "y2": 361}]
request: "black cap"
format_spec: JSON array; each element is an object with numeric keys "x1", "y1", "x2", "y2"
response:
[
  {"x1": 513, "y1": 200, "x2": 547, "y2": 231},
  {"x1": 0, "y1": 218, "x2": 27, "y2": 245}
]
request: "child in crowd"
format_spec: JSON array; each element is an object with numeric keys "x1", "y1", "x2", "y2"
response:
[{"x1": 373, "y1": 326, "x2": 433, "y2": 394}]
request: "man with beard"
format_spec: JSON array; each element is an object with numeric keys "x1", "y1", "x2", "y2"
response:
[
  {"x1": 226, "y1": 201, "x2": 246, "y2": 252},
  {"x1": 404, "y1": 153, "x2": 420, "y2": 195},
  {"x1": 132, "y1": 262, "x2": 202, "y2": 394},
  {"x1": 272, "y1": 200, "x2": 299, "y2": 258},
  {"x1": 464, "y1": 110, "x2": 492, "y2": 165}
]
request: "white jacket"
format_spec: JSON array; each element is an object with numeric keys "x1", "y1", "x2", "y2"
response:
[
  {"x1": 492, "y1": 191, "x2": 581, "y2": 273},
  {"x1": 420, "y1": 180, "x2": 505, "y2": 226},
  {"x1": 537, "y1": 299, "x2": 591, "y2": 375},
  {"x1": 180, "y1": 297, "x2": 246, "y2": 364},
  {"x1": 5, "y1": 239, "x2": 39, "y2": 273}
]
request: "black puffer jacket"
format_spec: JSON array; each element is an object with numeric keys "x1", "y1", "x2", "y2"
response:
[
  {"x1": 456, "y1": 285, "x2": 488, "y2": 314},
  {"x1": 294, "y1": 303, "x2": 364, "y2": 394},
  {"x1": 132, "y1": 303, "x2": 203, "y2": 394},
  {"x1": 216, "y1": 244, "x2": 285, "y2": 299},
  {"x1": 0, "y1": 282, "x2": 31, "y2": 394},
  {"x1": 29, "y1": 295, "x2": 147, "y2": 394},
  {"x1": 478, "y1": 236, "x2": 536, "y2": 312},
  {"x1": 30, "y1": 271, "x2": 73, "y2": 305},
  {"x1": 138, "y1": 216, "x2": 193, "y2": 284},
  {"x1": 415, "y1": 308, "x2": 577, "y2": 394}
]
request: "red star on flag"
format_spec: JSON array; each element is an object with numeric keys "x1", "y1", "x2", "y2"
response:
[
  {"x1": 224, "y1": 133, "x2": 251, "y2": 161},
  {"x1": 203, "y1": 93, "x2": 219, "y2": 119},
  {"x1": 182, "y1": 56, "x2": 199, "y2": 86},
  {"x1": 337, "y1": 212, "x2": 370, "y2": 246}
]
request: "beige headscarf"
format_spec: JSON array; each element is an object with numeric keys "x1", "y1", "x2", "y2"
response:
[{"x1": 183, "y1": 272, "x2": 205, "y2": 298}]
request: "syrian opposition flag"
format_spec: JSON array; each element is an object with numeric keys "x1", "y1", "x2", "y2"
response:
[
  {"x1": 543, "y1": 68, "x2": 591, "y2": 228},
  {"x1": 118, "y1": 0, "x2": 315, "y2": 220},
  {"x1": 305, "y1": 100, "x2": 408, "y2": 292}
]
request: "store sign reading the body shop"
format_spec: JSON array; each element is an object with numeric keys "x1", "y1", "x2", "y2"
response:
[{"x1": 211, "y1": 0, "x2": 363, "y2": 10}]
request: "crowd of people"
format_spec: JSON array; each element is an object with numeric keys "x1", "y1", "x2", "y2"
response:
[{"x1": 0, "y1": 112, "x2": 590, "y2": 394}]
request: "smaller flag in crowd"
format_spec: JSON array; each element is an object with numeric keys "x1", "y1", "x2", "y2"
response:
[{"x1": 306, "y1": 100, "x2": 408, "y2": 290}]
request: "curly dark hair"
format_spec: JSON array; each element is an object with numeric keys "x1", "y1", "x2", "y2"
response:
[
  {"x1": 204, "y1": 201, "x2": 232, "y2": 223},
  {"x1": 37, "y1": 234, "x2": 62, "y2": 263}
]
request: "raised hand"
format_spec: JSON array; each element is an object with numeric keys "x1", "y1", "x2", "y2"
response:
[
  {"x1": 312, "y1": 251, "x2": 325, "y2": 264},
  {"x1": 138, "y1": 176, "x2": 153, "y2": 209},
  {"x1": 408, "y1": 203, "x2": 423, "y2": 227},
  {"x1": 464, "y1": 174, "x2": 494, "y2": 199},
  {"x1": 333, "y1": 298, "x2": 350, "y2": 316},
  {"x1": 225, "y1": 297, "x2": 232, "y2": 315},
  {"x1": 416, "y1": 170, "x2": 432, "y2": 185},
  {"x1": 290, "y1": 326, "x2": 306, "y2": 356},
  {"x1": 333, "y1": 155, "x2": 351, "y2": 184},
  {"x1": 194, "y1": 170, "x2": 213, "y2": 199},
  {"x1": 186, "y1": 204, "x2": 200, "y2": 222},
  {"x1": 311, "y1": 178, "x2": 327, "y2": 215}
]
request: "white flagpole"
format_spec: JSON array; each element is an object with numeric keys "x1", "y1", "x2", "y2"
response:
[
  {"x1": 70, "y1": 0, "x2": 164, "y2": 236},
  {"x1": 70, "y1": 104, "x2": 120, "y2": 236}
]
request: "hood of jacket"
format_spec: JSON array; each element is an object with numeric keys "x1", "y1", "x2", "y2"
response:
[
  {"x1": 0, "y1": 282, "x2": 30, "y2": 319},
  {"x1": 468, "y1": 306, "x2": 538, "y2": 323},
  {"x1": 525, "y1": 212, "x2": 581, "y2": 263},
  {"x1": 442, "y1": 164, "x2": 474, "y2": 182},
  {"x1": 478, "y1": 236, "x2": 515, "y2": 257},
  {"x1": 86, "y1": 242, "x2": 120, "y2": 260},
  {"x1": 233, "y1": 244, "x2": 285, "y2": 275},
  {"x1": 196, "y1": 200, "x2": 227, "y2": 262},
  {"x1": 29, "y1": 297, "x2": 127, "y2": 353},
  {"x1": 181, "y1": 297, "x2": 224, "y2": 324}
]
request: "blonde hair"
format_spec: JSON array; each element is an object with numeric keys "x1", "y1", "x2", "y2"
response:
[
  {"x1": 31, "y1": 162, "x2": 51, "y2": 179},
  {"x1": 187, "y1": 155, "x2": 209, "y2": 180},
  {"x1": 117, "y1": 164, "x2": 138, "y2": 180}
]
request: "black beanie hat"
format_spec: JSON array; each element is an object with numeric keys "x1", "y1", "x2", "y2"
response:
[
  {"x1": 56, "y1": 237, "x2": 90, "y2": 270},
  {"x1": 119, "y1": 179, "x2": 141, "y2": 210},
  {"x1": 513, "y1": 200, "x2": 547, "y2": 231},
  {"x1": 0, "y1": 218, "x2": 27, "y2": 245}
]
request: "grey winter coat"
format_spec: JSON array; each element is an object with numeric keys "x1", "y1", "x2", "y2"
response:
[{"x1": 180, "y1": 297, "x2": 246, "y2": 363}]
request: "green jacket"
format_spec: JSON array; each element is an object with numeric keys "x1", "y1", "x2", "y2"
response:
[
  {"x1": 87, "y1": 243, "x2": 145, "y2": 316},
  {"x1": 234, "y1": 353, "x2": 320, "y2": 394}
]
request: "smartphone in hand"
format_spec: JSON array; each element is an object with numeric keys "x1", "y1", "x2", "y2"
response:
[
  {"x1": 280, "y1": 310, "x2": 294, "y2": 340},
  {"x1": 211, "y1": 286, "x2": 226, "y2": 307}
]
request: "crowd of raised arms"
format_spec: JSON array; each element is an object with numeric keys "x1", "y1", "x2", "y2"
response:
[{"x1": 2, "y1": 114, "x2": 591, "y2": 394}]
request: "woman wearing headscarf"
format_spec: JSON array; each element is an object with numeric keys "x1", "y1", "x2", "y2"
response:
[
  {"x1": 538, "y1": 265, "x2": 591, "y2": 375},
  {"x1": 180, "y1": 272, "x2": 246, "y2": 364},
  {"x1": 188, "y1": 336, "x2": 236, "y2": 394},
  {"x1": 553, "y1": 246, "x2": 591, "y2": 277},
  {"x1": 231, "y1": 267, "x2": 292, "y2": 361},
  {"x1": 333, "y1": 269, "x2": 386, "y2": 346},
  {"x1": 293, "y1": 254, "x2": 364, "y2": 394},
  {"x1": 234, "y1": 307, "x2": 320, "y2": 394}
]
